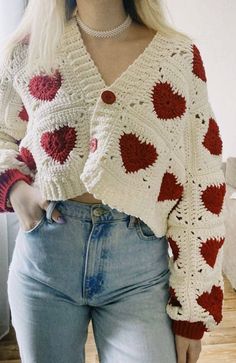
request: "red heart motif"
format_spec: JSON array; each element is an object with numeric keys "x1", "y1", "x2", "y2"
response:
[
  {"x1": 28, "y1": 69, "x2": 62, "y2": 101},
  {"x1": 168, "y1": 286, "x2": 182, "y2": 307},
  {"x1": 200, "y1": 237, "x2": 224, "y2": 268},
  {"x1": 18, "y1": 104, "x2": 29, "y2": 122},
  {"x1": 17, "y1": 147, "x2": 36, "y2": 171},
  {"x1": 119, "y1": 132, "x2": 158, "y2": 173},
  {"x1": 40, "y1": 125, "x2": 76, "y2": 164},
  {"x1": 158, "y1": 172, "x2": 183, "y2": 201},
  {"x1": 202, "y1": 118, "x2": 222, "y2": 155},
  {"x1": 192, "y1": 44, "x2": 207, "y2": 82},
  {"x1": 151, "y1": 81, "x2": 186, "y2": 120},
  {"x1": 197, "y1": 285, "x2": 223, "y2": 324},
  {"x1": 201, "y1": 183, "x2": 226, "y2": 215}
]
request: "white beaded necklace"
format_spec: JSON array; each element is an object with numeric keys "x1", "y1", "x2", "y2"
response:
[{"x1": 75, "y1": 11, "x2": 132, "y2": 38}]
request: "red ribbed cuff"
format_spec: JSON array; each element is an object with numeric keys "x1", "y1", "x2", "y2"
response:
[
  {"x1": 172, "y1": 319, "x2": 207, "y2": 340},
  {"x1": 0, "y1": 168, "x2": 33, "y2": 212}
]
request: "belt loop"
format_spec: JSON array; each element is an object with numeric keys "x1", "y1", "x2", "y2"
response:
[
  {"x1": 128, "y1": 215, "x2": 137, "y2": 229},
  {"x1": 46, "y1": 201, "x2": 58, "y2": 223}
]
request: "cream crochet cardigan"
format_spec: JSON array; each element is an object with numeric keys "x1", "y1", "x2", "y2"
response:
[{"x1": 0, "y1": 15, "x2": 226, "y2": 339}]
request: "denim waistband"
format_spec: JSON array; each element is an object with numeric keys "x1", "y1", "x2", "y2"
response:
[{"x1": 55, "y1": 199, "x2": 136, "y2": 224}]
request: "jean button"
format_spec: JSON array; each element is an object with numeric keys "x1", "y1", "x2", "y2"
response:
[{"x1": 93, "y1": 208, "x2": 104, "y2": 216}]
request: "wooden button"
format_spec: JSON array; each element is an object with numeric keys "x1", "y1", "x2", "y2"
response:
[
  {"x1": 101, "y1": 90, "x2": 116, "y2": 104},
  {"x1": 89, "y1": 138, "x2": 97, "y2": 152}
]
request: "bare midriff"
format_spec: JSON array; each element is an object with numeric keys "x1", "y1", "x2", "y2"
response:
[{"x1": 68, "y1": 192, "x2": 102, "y2": 204}]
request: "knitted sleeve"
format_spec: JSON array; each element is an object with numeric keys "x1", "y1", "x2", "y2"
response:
[
  {"x1": 0, "y1": 50, "x2": 33, "y2": 212},
  {"x1": 165, "y1": 43, "x2": 226, "y2": 340}
]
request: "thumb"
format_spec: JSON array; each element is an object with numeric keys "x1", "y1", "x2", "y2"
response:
[{"x1": 51, "y1": 208, "x2": 66, "y2": 224}]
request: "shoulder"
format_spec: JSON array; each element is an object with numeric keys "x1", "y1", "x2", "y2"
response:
[
  {"x1": 161, "y1": 32, "x2": 195, "y2": 63},
  {"x1": 159, "y1": 32, "x2": 207, "y2": 82}
]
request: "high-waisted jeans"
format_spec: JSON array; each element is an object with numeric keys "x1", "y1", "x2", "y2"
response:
[{"x1": 7, "y1": 199, "x2": 177, "y2": 363}]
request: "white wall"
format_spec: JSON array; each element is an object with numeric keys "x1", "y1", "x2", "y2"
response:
[
  {"x1": 0, "y1": 0, "x2": 26, "y2": 45},
  {"x1": 166, "y1": 0, "x2": 236, "y2": 161}
]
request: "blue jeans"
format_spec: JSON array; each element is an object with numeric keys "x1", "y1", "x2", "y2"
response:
[{"x1": 7, "y1": 199, "x2": 177, "y2": 363}]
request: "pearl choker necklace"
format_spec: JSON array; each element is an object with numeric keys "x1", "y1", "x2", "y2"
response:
[{"x1": 75, "y1": 11, "x2": 132, "y2": 38}]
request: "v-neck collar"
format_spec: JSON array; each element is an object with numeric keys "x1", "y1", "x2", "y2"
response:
[{"x1": 62, "y1": 15, "x2": 165, "y2": 96}]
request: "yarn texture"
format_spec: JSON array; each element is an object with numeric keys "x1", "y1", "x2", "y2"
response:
[{"x1": 0, "y1": 15, "x2": 226, "y2": 340}]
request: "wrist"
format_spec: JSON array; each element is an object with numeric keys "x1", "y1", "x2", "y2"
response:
[{"x1": 9, "y1": 180, "x2": 31, "y2": 204}]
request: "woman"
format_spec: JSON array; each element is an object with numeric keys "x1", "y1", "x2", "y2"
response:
[{"x1": 0, "y1": 0, "x2": 226, "y2": 362}]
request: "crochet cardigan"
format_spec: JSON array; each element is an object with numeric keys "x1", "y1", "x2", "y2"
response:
[{"x1": 0, "y1": 15, "x2": 226, "y2": 340}]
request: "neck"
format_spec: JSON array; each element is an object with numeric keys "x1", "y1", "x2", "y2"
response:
[{"x1": 75, "y1": 0, "x2": 128, "y2": 30}]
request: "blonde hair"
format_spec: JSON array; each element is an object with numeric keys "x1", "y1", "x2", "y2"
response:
[{"x1": 1, "y1": 0, "x2": 192, "y2": 72}]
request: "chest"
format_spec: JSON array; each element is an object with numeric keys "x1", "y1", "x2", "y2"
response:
[{"x1": 81, "y1": 30, "x2": 157, "y2": 87}]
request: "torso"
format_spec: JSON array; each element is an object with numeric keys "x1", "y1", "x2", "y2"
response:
[{"x1": 68, "y1": 22, "x2": 157, "y2": 204}]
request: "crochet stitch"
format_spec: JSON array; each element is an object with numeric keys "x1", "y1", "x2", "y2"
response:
[{"x1": 0, "y1": 14, "x2": 226, "y2": 340}]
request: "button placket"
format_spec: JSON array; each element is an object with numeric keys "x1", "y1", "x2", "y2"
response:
[{"x1": 88, "y1": 90, "x2": 116, "y2": 155}]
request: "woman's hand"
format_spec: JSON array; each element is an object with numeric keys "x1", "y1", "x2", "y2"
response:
[
  {"x1": 175, "y1": 334, "x2": 202, "y2": 363},
  {"x1": 9, "y1": 180, "x2": 65, "y2": 231}
]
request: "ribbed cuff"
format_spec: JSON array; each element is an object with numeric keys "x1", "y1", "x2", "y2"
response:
[
  {"x1": 172, "y1": 319, "x2": 207, "y2": 340},
  {"x1": 0, "y1": 168, "x2": 33, "y2": 212}
]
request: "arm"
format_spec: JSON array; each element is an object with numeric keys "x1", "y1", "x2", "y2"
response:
[
  {"x1": 165, "y1": 42, "x2": 226, "y2": 340},
  {"x1": 0, "y1": 49, "x2": 34, "y2": 212}
]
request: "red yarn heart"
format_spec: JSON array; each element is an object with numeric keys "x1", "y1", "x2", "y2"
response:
[
  {"x1": 200, "y1": 237, "x2": 224, "y2": 268},
  {"x1": 197, "y1": 285, "x2": 223, "y2": 324},
  {"x1": 16, "y1": 147, "x2": 36, "y2": 171},
  {"x1": 119, "y1": 132, "x2": 158, "y2": 173},
  {"x1": 158, "y1": 172, "x2": 183, "y2": 201},
  {"x1": 40, "y1": 125, "x2": 76, "y2": 164},
  {"x1": 201, "y1": 183, "x2": 226, "y2": 215},
  {"x1": 168, "y1": 286, "x2": 182, "y2": 307},
  {"x1": 28, "y1": 69, "x2": 62, "y2": 101},
  {"x1": 151, "y1": 81, "x2": 186, "y2": 120},
  {"x1": 202, "y1": 118, "x2": 222, "y2": 155},
  {"x1": 18, "y1": 105, "x2": 29, "y2": 122},
  {"x1": 192, "y1": 44, "x2": 207, "y2": 82}
]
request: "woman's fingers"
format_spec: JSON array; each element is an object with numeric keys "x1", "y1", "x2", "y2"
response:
[
  {"x1": 52, "y1": 209, "x2": 66, "y2": 224},
  {"x1": 175, "y1": 334, "x2": 202, "y2": 363},
  {"x1": 187, "y1": 340, "x2": 202, "y2": 363},
  {"x1": 175, "y1": 335, "x2": 188, "y2": 363}
]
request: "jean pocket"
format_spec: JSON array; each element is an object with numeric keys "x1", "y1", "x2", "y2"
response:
[
  {"x1": 22, "y1": 201, "x2": 60, "y2": 234},
  {"x1": 135, "y1": 218, "x2": 158, "y2": 241},
  {"x1": 22, "y1": 213, "x2": 46, "y2": 234}
]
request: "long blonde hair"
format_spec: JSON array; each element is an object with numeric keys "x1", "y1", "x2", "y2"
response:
[{"x1": 1, "y1": 0, "x2": 192, "y2": 72}]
